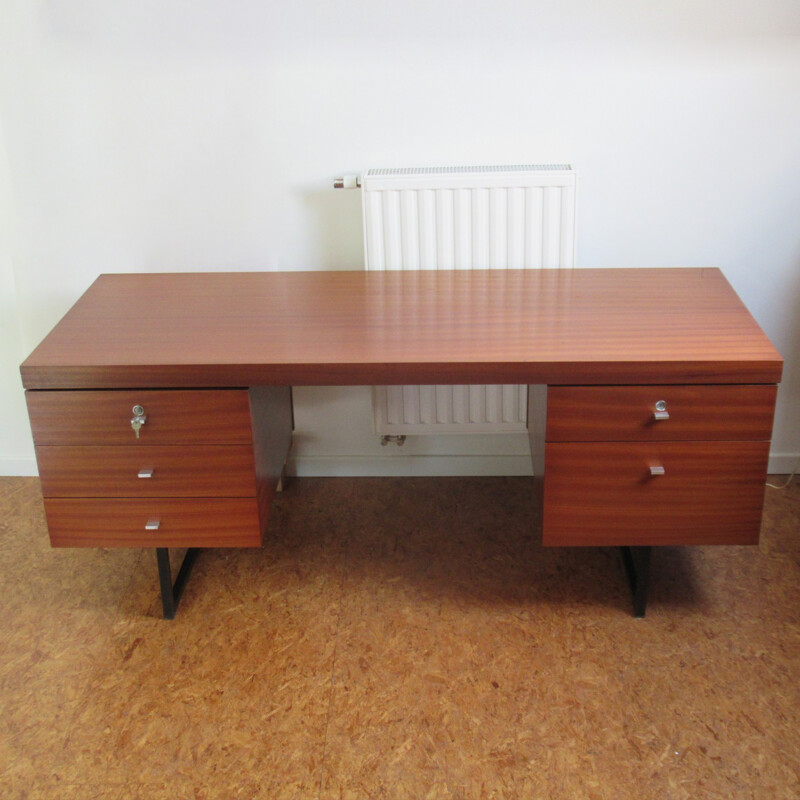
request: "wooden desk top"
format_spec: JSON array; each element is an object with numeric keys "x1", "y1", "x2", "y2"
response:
[{"x1": 20, "y1": 268, "x2": 783, "y2": 389}]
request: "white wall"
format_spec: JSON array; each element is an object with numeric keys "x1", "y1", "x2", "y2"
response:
[{"x1": 1, "y1": 0, "x2": 799, "y2": 476}]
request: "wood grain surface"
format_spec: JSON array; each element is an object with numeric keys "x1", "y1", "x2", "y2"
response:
[
  {"x1": 35, "y1": 445, "x2": 258, "y2": 498},
  {"x1": 26, "y1": 389, "x2": 253, "y2": 445},
  {"x1": 248, "y1": 385, "x2": 294, "y2": 536},
  {"x1": 20, "y1": 268, "x2": 783, "y2": 389},
  {"x1": 546, "y1": 384, "x2": 777, "y2": 442},
  {"x1": 542, "y1": 440, "x2": 770, "y2": 546},
  {"x1": 43, "y1": 497, "x2": 262, "y2": 547}
]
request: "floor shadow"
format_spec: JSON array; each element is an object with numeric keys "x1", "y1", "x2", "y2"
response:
[{"x1": 254, "y1": 476, "x2": 709, "y2": 616}]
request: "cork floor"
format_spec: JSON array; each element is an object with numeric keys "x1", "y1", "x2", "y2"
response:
[{"x1": 0, "y1": 475, "x2": 799, "y2": 799}]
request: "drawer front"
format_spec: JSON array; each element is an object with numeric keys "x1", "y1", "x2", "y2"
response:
[
  {"x1": 44, "y1": 498, "x2": 262, "y2": 548},
  {"x1": 36, "y1": 445, "x2": 257, "y2": 498},
  {"x1": 546, "y1": 385, "x2": 777, "y2": 442},
  {"x1": 26, "y1": 389, "x2": 253, "y2": 445},
  {"x1": 543, "y1": 441, "x2": 769, "y2": 546}
]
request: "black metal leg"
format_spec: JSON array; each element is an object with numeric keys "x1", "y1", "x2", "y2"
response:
[
  {"x1": 156, "y1": 548, "x2": 200, "y2": 619},
  {"x1": 620, "y1": 546, "x2": 652, "y2": 618}
]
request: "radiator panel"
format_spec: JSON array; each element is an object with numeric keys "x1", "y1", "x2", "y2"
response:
[
  {"x1": 372, "y1": 383, "x2": 530, "y2": 435},
  {"x1": 362, "y1": 165, "x2": 576, "y2": 436}
]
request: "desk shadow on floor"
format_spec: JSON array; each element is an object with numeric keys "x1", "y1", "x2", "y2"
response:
[{"x1": 215, "y1": 476, "x2": 710, "y2": 618}]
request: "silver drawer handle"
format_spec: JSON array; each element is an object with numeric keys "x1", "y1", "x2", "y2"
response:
[
  {"x1": 650, "y1": 465, "x2": 666, "y2": 476},
  {"x1": 145, "y1": 519, "x2": 161, "y2": 531},
  {"x1": 653, "y1": 400, "x2": 669, "y2": 421},
  {"x1": 138, "y1": 468, "x2": 154, "y2": 479}
]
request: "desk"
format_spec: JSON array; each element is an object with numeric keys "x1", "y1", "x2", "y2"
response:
[{"x1": 20, "y1": 268, "x2": 783, "y2": 617}]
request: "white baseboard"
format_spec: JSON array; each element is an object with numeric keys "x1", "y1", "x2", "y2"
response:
[
  {"x1": 292, "y1": 452, "x2": 800, "y2": 479},
  {"x1": 0, "y1": 457, "x2": 38, "y2": 477},
  {"x1": 768, "y1": 453, "x2": 800, "y2": 475},
  {"x1": 289, "y1": 454, "x2": 535, "y2": 478}
]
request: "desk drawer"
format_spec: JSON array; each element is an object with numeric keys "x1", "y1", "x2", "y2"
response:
[
  {"x1": 36, "y1": 445, "x2": 257, "y2": 498},
  {"x1": 546, "y1": 385, "x2": 776, "y2": 442},
  {"x1": 543, "y1": 441, "x2": 770, "y2": 546},
  {"x1": 44, "y1": 498, "x2": 261, "y2": 548},
  {"x1": 26, "y1": 389, "x2": 253, "y2": 445}
]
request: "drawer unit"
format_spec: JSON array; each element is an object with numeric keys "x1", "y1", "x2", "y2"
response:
[
  {"x1": 26, "y1": 389, "x2": 254, "y2": 445},
  {"x1": 27, "y1": 387, "x2": 293, "y2": 549},
  {"x1": 546, "y1": 385, "x2": 777, "y2": 442},
  {"x1": 543, "y1": 441, "x2": 770, "y2": 546},
  {"x1": 542, "y1": 384, "x2": 776, "y2": 547},
  {"x1": 43, "y1": 498, "x2": 262, "y2": 548},
  {"x1": 35, "y1": 445, "x2": 258, "y2": 498}
]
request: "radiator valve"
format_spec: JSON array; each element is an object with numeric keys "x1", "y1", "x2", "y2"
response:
[
  {"x1": 333, "y1": 175, "x2": 361, "y2": 189},
  {"x1": 380, "y1": 435, "x2": 406, "y2": 447}
]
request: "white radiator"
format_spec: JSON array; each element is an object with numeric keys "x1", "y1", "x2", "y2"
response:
[{"x1": 361, "y1": 164, "x2": 577, "y2": 436}]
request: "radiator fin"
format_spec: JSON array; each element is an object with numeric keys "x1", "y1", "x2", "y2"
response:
[{"x1": 362, "y1": 165, "x2": 576, "y2": 436}]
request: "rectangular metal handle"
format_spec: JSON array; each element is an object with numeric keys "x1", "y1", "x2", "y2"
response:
[
  {"x1": 649, "y1": 465, "x2": 665, "y2": 476},
  {"x1": 653, "y1": 411, "x2": 670, "y2": 421},
  {"x1": 145, "y1": 519, "x2": 161, "y2": 531},
  {"x1": 138, "y1": 468, "x2": 154, "y2": 479}
]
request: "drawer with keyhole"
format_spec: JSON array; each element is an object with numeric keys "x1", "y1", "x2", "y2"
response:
[
  {"x1": 541, "y1": 384, "x2": 776, "y2": 547},
  {"x1": 546, "y1": 385, "x2": 776, "y2": 442},
  {"x1": 25, "y1": 387, "x2": 294, "y2": 549},
  {"x1": 26, "y1": 389, "x2": 253, "y2": 445}
]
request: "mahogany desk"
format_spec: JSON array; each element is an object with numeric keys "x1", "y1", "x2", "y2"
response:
[{"x1": 20, "y1": 268, "x2": 783, "y2": 617}]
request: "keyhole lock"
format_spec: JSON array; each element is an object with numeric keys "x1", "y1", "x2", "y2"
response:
[{"x1": 131, "y1": 405, "x2": 147, "y2": 438}]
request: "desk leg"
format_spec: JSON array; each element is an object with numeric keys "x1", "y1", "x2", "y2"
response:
[
  {"x1": 156, "y1": 548, "x2": 200, "y2": 620},
  {"x1": 619, "y1": 546, "x2": 651, "y2": 618}
]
